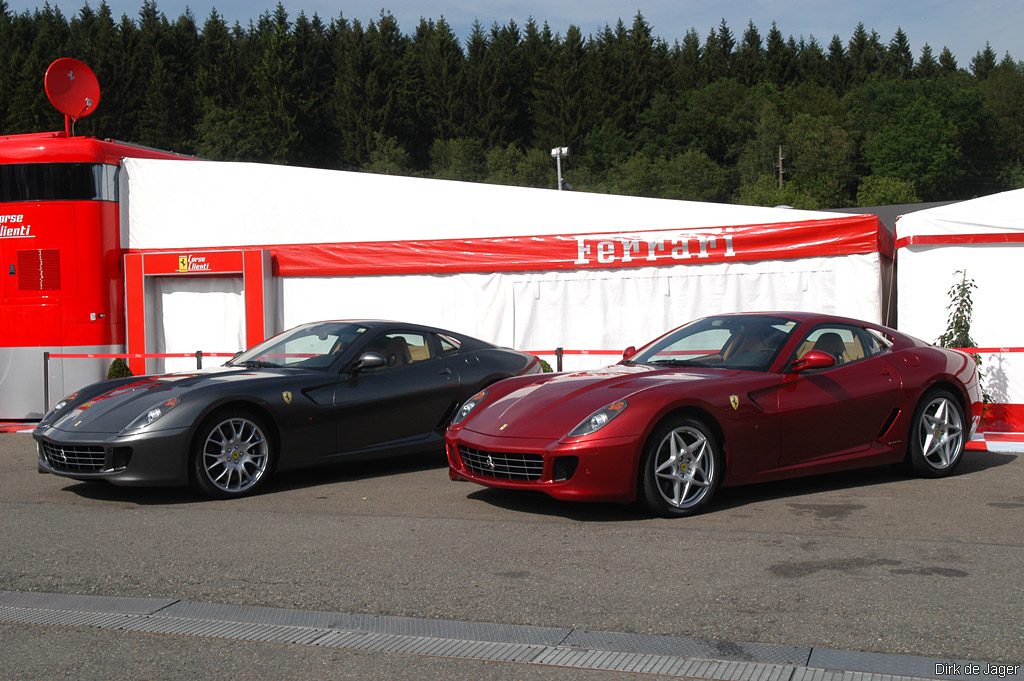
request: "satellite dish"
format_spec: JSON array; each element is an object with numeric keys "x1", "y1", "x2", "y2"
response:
[{"x1": 44, "y1": 58, "x2": 101, "y2": 122}]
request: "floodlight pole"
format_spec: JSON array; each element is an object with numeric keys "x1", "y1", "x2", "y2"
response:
[{"x1": 551, "y1": 147, "x2": 569, "y2": 191}]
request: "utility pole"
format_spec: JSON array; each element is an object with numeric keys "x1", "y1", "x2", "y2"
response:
[{"x1": 777, "y1": 145, "x2": 785, "y2": 188}]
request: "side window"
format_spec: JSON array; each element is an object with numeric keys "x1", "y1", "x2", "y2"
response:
[
  {"x1": 863, "y1": 328, "x2": 893, "y2": 357},
  {"x1": 793, "y1": 325, "x2": 867, "y2": 367},
  {"x1": 364, "y1": 332, "x2": 433, "y2": 369},
  {"x1": 435, "y1": 334, "x2": 461, "y2": 357}
]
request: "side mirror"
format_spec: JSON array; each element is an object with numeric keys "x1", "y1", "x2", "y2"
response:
[
  {"x1": 790, "y1": 349, "x2": 836, "y2": 373},
  {"x1": 351, "y1": 352, "x2": 386, "y2": 373},
  {"x1": 623, "y1": 346, "x2": 637, "y2": 360}
]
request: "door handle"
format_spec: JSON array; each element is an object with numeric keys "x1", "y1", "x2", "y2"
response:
[{"x1": 438, "y1": 367, "x2": 452, "y2": 375}]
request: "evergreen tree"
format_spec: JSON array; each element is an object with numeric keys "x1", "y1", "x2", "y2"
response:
[
  {"x1": 915, "y1": 44, "x2": 939, "y2": 79},
  {"x1": 847, "y1": 24, "x2": 885, "y2": 84},
  {"x1": 701, "y1": 19, "x2": 733, "y2": 83},
  {"x1": 970, "y1": 43, "x2": 997, "y2": 79},
  {"x1": 824, "y1": 34, "x2": 849, "y2": 94},
  {"x1": 764, "y1": 23, "x2": 795, "y2": 87},
  {"x1": 7, "y1": 4, "x2": 71, "y2": 133},
  {"x1": 532, "y1": 24, "x2": 587, "y2": 151},
  {"x1": 938, "y1": 47, "x2": 959, "y2": 74},
  {"x1": 583, "y1": 21, "x2": 630, "y2": 132},
  {"x1": 288, "y1": 11, "x2": 337, "y2": 167},
  {"x1": 408, "y1": 17, "x2": 465, "y2": 161},
  {"x1": 884, "y1": 27, "x2": 913, "y2": 79},
  {"x1": 733, "y1": 21, "x2": 763, "y2": 86},
  {"x1": 622, "y1": 13, "x2": 667, "y2": 134},
  {"x1": 330, "y1": 15, "x2": 369, "y2": 166},
  {"x1": 670, "y1": 29, "x2": 701, "y2": 91},
  {"x1": 796, "y1": 36, "x2": 826, "y2": 86}
]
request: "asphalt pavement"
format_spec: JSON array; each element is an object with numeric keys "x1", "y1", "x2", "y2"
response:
[{"x1": 1, "y1": 432, "x2": 1021, "y2": 680}]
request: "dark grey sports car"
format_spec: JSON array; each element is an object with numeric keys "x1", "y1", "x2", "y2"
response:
[{"x1": 35, "y1": 320, "x2": 541, "y2": 498}]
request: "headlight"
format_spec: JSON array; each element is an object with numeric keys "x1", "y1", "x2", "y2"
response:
[
  {"x1": 451, "y1": 390, "x2": 488, "y2": 426},
  {"x1": 122, "y1": 396, "x2": 181, "y2": 432},
  {"x1": 567, "y1": 399, "x2": 628, "y2": 437},
  {"x1": 40, "y1": 392, "x2": 79, "y2": 425}
]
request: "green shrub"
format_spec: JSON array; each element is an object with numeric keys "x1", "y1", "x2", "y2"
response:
[{"x1": 107, "y1": 358, "x2": 132, "y2": 379}]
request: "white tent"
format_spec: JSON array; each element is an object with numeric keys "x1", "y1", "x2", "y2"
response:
[
  {"x1": 122, "y1": 158, "x2": 893, "y2": 372},
  {"x1": 896, "y1": 188, "x2": 1024, "y2": 434}
]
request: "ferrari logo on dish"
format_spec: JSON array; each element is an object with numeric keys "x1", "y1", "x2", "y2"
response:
[
  {"x1": 282, "y1": 391, "x2": 292, "y2": 404},
  {"x1": 729, "y1": 395, "x2": 739, "y2": 410}
]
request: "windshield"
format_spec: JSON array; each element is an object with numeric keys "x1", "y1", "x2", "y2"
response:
[
  {"x1": 228, "y1": 322, "x2": 369, "y2": 371},
  {"x1": 628, "y1": 315, "x2": 799, "y2": 371}
]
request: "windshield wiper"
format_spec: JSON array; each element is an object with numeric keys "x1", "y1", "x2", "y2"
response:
[
  {"x1": 236, "y1": 360, "x2": 281, "y2": 368},
  {"x1": 648, "y1": 359, "x2": 705, "y2": 367}
]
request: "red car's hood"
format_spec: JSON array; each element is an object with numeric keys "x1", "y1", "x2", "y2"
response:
[{"x1": 463, "y1": 364, "x2": 745, "y2": 439}]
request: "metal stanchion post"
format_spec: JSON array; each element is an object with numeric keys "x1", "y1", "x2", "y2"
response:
[
  {"x1": 42, "y1": 351, "x2": 50, "y2": 413},
  {"x1": 556, "y1": 347, "x2": 563, "y2": 372},
  {"x1": 196, "y1": 351, "x2": 202, "y2": 369}
]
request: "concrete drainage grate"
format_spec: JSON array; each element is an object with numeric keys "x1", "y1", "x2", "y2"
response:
[
  {"x1": 0, "y1": 599, "x2": 796, "y2": 678},
  {"x1": 1, "y1": 591, "x2": 1014, "y2": 681}
]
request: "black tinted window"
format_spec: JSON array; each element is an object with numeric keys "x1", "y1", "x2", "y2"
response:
[{"x1": 0, "y1": 163, "x2": 117, "y2": 202}]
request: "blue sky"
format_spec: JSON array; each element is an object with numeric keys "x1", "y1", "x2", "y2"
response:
[{"x1": 7, "y1": 0, "x2": 1022, "y2": 66}]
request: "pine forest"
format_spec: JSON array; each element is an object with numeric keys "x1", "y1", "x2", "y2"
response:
[{"x1": 3, "y1": 0, "x2": 1023, "y2": 208}]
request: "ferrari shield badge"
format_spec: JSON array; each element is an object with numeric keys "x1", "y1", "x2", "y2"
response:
[
  {"x1": 282, "y1": 391, "x2": 292, "y2": 404},
  {"x1": 729, "y1": 395, "x2": 739, "y2": 410}
]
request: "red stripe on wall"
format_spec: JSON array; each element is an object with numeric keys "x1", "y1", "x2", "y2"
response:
[{"x1": 896, "y1": 232, "x2": 1024, "y2": 249}]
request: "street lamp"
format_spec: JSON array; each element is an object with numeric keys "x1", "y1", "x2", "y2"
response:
[{"x1": 551, "y1": 146, "x2": 570, "y2": 191}]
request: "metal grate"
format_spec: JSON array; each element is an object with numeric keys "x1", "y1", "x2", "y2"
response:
[
  {"x1": 458, "y1": 445, "x2": 544, "y2": 481},
  {"x1": 39, "y1": 440, "x2": 105, "y2": 473},
  {"x1": 17, "y1": 249, "x2": 61, "y2": 291},
  {"x1": 0, "y1": 591, "x2": 996, "y2": 681}
]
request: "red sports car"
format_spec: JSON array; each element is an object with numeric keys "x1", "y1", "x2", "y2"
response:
[{"x1": 445, "y1": 312, "x2": 983, "y2": 516}]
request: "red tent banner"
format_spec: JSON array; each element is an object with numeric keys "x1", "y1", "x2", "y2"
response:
[{"x1": 214, "y1": 215, "x2": 885, "y2": 277}]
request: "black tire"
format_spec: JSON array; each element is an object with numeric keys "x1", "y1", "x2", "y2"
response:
[
  {"x1": 638, "y1": 416, "x2": 723, "y2": 517},
  {"x1": 191, "y1": 410, "x2": 273, "y2": 498},
  {"x1": 906, "y1": 389, "x2": 966, "y2": 478}
]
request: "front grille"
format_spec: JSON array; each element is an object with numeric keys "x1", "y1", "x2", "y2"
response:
[
  {"x1": 39, "y1": 440, "x2": 105, "y2": 473},
  {"x1": 458, "y1": 445, "x2": 544, "y2": 481}
]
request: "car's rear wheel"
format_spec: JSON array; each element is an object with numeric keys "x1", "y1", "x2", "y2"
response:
[
  {"x1": 638, "y1": 416, "x2": 722, "y2": 517},
  {"x1": 191, "y1": 410, "x2": 272, "y2": 498},
  {"x1": 906, "y1": 389, "x2": 965, "y2": 478}
]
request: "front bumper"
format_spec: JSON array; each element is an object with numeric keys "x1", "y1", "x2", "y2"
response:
[
  {"x1": 445, "y1": 429, "x2": 643, "y2": 503},
  {"x1": 34, "y1": 423, "x2": 193, "y2": 487}
]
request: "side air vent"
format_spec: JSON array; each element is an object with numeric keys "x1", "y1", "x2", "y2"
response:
[
  {"x1": 17, "y1": 249, "x2": 61, "y2": 291},
  {"x1": 876, "y1": 408, "x2": 901, "y2": 440}
]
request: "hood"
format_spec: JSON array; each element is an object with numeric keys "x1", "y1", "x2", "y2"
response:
[
  {"x1": 464, "y1": 364, "x2": 743, "y2": 439},
  {"x1": 47, "y1": 365, "x2": 289, "y2": 433}
]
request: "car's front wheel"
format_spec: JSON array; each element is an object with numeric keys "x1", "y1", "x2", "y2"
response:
[
  {"x1": 191, "y1": 410, "x2": 272, "y2": 498},
  {"x1": 638, "y1": 416, "x2": 722, "y2": 517},
  {"x1": 906, "y1": 389, "x2": 965, "y2": 477}
]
